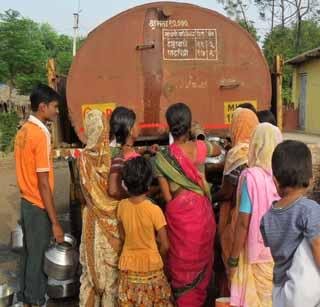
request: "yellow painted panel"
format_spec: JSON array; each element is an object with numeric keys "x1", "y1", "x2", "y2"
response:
[{"x1": 224, "y1": 100, "x2": 257, "y2": 124}]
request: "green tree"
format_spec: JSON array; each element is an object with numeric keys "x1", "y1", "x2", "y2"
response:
[
  {"x1": 0, "y1": 111, "x2": 19, "y2": 152},
  {"x1": 219, "y1": 0, "x2": 250, "y2": 23},
  {"x1": 39, "y1": 24, "x2": 74, "y2": 75},
  {"x1": 263, "y1": 20, "x2": 320, "y2": 103},
  {"x1": 255, "y1": 0, "x2": 320, "y2": 50},
  {"x1": 0, "y1": 10, "x2": 47, "y2": 95},
  {"x1": 0, "y1": 10, "x2": 80, "y2": 94},
  {"x1": 263, "y1": 26, "x2": 295, "y2": 65},
  {"x1": 297, "y1": 19, "x2": 320, "y2": 53},
  {"x1": 264, "y1": 20, "x2": 320, "y2": 66},
  {"x1": 217, "y1": 0, "x2": 260, "y2": 42}
]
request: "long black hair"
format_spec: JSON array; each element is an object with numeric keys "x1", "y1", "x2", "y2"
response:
[
  {"x1": 166, "y1": 103, "x2": 192, "y2": 138},
  {"x1": 110, "y1": 107, "x2": 136, "y2": 145}
]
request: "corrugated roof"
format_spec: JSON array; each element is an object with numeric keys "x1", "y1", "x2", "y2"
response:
[{"x1": 286, "y1": 47, "x2": 320, "y2": 65}]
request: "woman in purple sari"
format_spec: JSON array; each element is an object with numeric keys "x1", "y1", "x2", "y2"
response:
[{"x1": 154, "y1": 103, "x2": 221, "y2": 306}]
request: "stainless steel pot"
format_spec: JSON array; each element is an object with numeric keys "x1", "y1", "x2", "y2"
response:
[
  {"x1": 44, "y1": 234, "x2": 79, "y2": 281},
  {"x1": 205, "y1": 149, "x2": 226, "y2": 165},
  {"x1": 206, "y1": 136, "x2": 226, "y2": 166},
  {"x1": 10, "y1": 223, "x2": 23, "y2": 253},
  {"x1": 207, "y1": 136, "x2": 222, "y2": 143},
  {"x1": 0, "y1": 284, "x2": 14, "y2": 307},
  {"x1": 47, "y1": 278, "x2": 80, "y2": 299}
]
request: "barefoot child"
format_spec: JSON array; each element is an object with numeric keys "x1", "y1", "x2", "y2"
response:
[
  {"x1": 260, "y1": 140, "x2": 320, "y2": 306},
  {"x1": 117, "y1": 157, "x2": 173, "y2": 306}
]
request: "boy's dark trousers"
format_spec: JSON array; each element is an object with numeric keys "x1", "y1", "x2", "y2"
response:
[{"x1": 18, "y1": 198, "x2": 52, "y2": 306}]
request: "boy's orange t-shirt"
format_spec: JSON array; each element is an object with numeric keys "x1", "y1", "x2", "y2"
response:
[
  {"x1": 117, "y1": 199, "x2": 167, "y2": 272},
  {"x1": 14, "y1": 115, "x2": 54, "y2": 209}
]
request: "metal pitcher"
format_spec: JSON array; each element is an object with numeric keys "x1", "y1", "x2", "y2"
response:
[
  {"x1": 0, "y1": 284, "x2": 14, "y2": 307},
  {"x1": 10, "y1": 222, "x2": 23, "y2": 253},
  {"x1": 206, "y1": 136, "x2": 227, "y2": 165},
  {"x1": 44, "y1": 234, "x2": 79, "y2": 281}
]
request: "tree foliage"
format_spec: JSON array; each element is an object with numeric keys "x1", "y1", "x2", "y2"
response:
[
  {"x1": 219, "y1": 0, "x2": 259, "y2": 39},
  {"x1": 0, "y1": 10, "x2": 47, "y2": 94},
  {"x1": 38, "y1": 23, "x2": 74, "y2": 76},
  {"x1": 0, "y1": 9, "x2": 78, "y2": 95},
  {"x1": 255, "y1": 0, "x2": 320, "y2": 49},
  {"x1": 263, "y1": 20, "x2": 320, "y2": 103},
  {"x1": 217, "y1": 0, "x2": 260, "y2": 41},
  {"x1": 0, "y1": 111, "x2": 19, "y2": 152},
  {"x1": 263, "y1": 20, "x2": 320, "y2": 64},
  {"x1": 219, "y1": 0, "x2": 251, "y2": 21},
  {"x1": 218, "y1": 0, "x2": 320, "y2": 104},
  {"x1": 220, "y1": 0, "x2": 320, "y2": 51}
]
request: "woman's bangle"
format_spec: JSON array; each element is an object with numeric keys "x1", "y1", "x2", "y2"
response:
[{"x1": 228, "y1": 256, "x2": 239, "y2": 268}]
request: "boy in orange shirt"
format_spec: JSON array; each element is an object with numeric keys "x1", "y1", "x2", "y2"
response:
[{"x1": 14, "y1": 84, "x2": 64, "y2": 307}]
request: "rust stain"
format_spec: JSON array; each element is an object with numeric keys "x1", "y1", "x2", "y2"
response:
[{"x1": 141, "y1": 8, "x2": 164, "y2": 132}]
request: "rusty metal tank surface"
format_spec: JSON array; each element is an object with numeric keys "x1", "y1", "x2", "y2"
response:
[{"x1": 67, "y1": 1, "x2": 271, "y2": 142}]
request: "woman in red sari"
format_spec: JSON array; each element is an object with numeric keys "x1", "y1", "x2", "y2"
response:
[{"x1": 154, "y1": 103, "x2": 221, "y2": 306}]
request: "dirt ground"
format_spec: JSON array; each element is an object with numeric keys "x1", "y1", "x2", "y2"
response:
[
  {"x1": 0, "y1": 153, "x2": 70, "y2": 246},
  {"x1": 0, "y1": 154, "x2": 73, "y2": 305},
  {"x1": 283, "y1": 131, "x2": 320, "y2": 144}
]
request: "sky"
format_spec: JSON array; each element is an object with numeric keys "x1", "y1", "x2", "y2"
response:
[{"x1": 0, "y1": 0, "x2": 266, "y2": 38}]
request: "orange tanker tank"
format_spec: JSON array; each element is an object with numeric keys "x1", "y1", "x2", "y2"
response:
[{"x1": 67, "y1": 1, "x2": 271, "y2": 143}]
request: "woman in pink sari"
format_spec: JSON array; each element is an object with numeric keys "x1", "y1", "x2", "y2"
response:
[
  {"x1": 154, "y1": 103, "x2": 221, "y2": 306},
  {"x1": 228, "y1": 123, "x2": 282, "y2": 306}
]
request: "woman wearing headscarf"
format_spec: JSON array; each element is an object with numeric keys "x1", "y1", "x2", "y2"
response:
[
  {"x1": 213, "y1": 108, "x2": 259, "y2": 266},
  {"x1": 154, "y1": 103, "x2": 221, "y2": 306},
  {"x1": 79, "y1": 106, "x2": 142, "y2": 306},
  {"x1": 228, "y1": 123, "x2": 282, "y2": 307},
  {"x1": 212, "y1": 108, "x2": 259, "y2": 295},
  {"x1": 78, "y1": 109, "x2": 121, "y2": 306}
]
